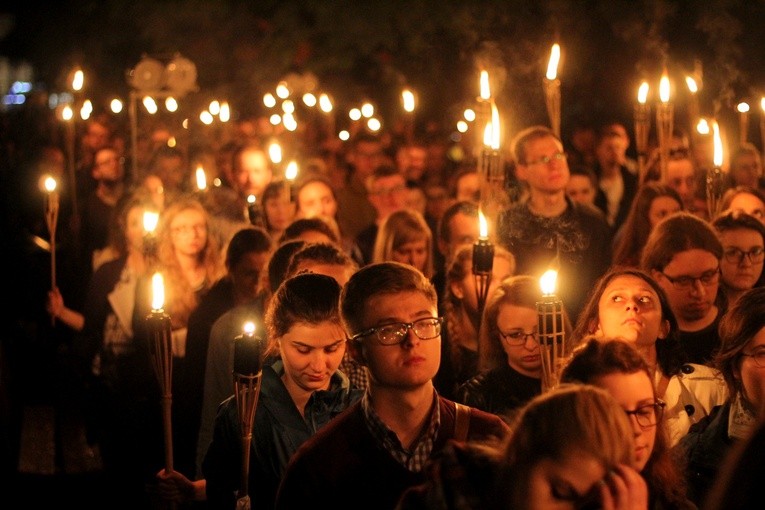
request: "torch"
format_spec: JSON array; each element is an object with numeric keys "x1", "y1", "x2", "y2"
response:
[
  {"x1": 233, "y1": 321, "x2": 266, "y2": 510},
  {"x1": 543, "y1": 43, "x2": 561, "y2": 139},
  {"x1": 284, "y1": 160, "x2": 299, "y2": 203},
  {"x1": 472, "y1": 209, "x2": 494, "y2": 321},
  {"x1": 146, "y1": 273, "x2": 174, "y2": 478},
  {"x1": 143, "y1": 210, "x2": 160, "y2": 271},
  {"x1": 195, "y1": 164, "x2": 208, "y2": 195},
  {"x1": 247, "y1": 194, "x2": 264, "y2": 228},
  {"x1": 707, "y1": 120, "x2": 726, "y2": 220},
  {"x1": 319, "y1": 93, "x2": 335, "y2": 142},
  {"x1": 536, "y1": 269, "x2": 566, "y2": 393},
  {"x1": 634, "y1": 82, "x2": 651, "y2": 185},
  {"x1": 44, "y1": 176, "x2": 59, "y2": 325},
  {"x1": 686, "y1": 76, "x2": 700, "y2": 142},
  {"x1": 402, "y1": 88, "x2": 416, "y2": 145},
  {"x1": 656, "y1": 71, "x2": 674, "y2": 184},
  {"x1": 737, "y1": 102, "x2": 750, "y2": 146},
  {"x1": 475, "y1": 70, "x2": 492, "y2": 161}
]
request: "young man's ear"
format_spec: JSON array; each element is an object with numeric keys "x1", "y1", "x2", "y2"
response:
[{"x1": 347, "y1": 338, "x2": 367, "y2": 366}]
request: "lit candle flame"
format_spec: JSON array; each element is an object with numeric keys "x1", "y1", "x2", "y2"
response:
[
  {"x1": 696, "y1": 118, "x2": 709, "y2": 135},
  {"x1": 480, "y1": 70, "x2": 490, "y2": 100},
  {"x1": 243, "y1": 321, "x2": 256, "y2": 336},
  {"x1": 275, "y1": 82, "x2": 290, "y2": 99},
  {"x1": 319, "y1": 94, "x2": 333, "y2": 113},
  {"x1": 196, "y1": 165, "x2": 207, "y2": 191},
  {"x1": 247, "y1": 194, "x2": 256, "y2": 205},
  {"x1": 72, "y1": 69, "x2": 84, "y2": 91},
  {"x1": 685, "y1": 76, "x2": 698, "y2": 94},
  {"x1": 44, "y1": 176, "x2": 57, "y2": 193},
  {"x1": 349, "y1": 108, "x2": 362, "y2": 121},
  {"x1": 540, "y1": 269, "x2": 558, "y2": 296},
  {"x1": 263, "y1": 93, "x2": 276, "y2": 108},
  {"x1": 464, "y1": 108, "x2": 476, "y2": 122},
  {"x1": 165, "y1": 97, "x2": 178, "y2": 112},
  {"x1": 80, "y1": 100, "x2": 93, "y2": 120},
  {"x1": 761, "y1": 97, "x2": 765, "y2": 112},
  {"x1": 110, "y1": 99, "x2": 123, "y2": 114},
  {"x1": 361, "y1": 103, "x2": 374, "y2": 118},
  {"x1": 143, "y1": 211, "x2": 159, "y2": 234},
  {"x1": 209, "y1": 100, "x2": 220, "y2": 115},
  {"x1": 303, "y1": 93, "x2": 317, "y2": 107},
  {"x1": 483, "y1": 123, "x2": 492, "y2": 147},
  {"x1": 151, "y1": 272, "x2": 165, "y2": 311},
  {"x1": 638, "y1": 82, "x2": 649, "y2": 104},
  {"x1": 219, "y1": 102, "x2": 230, "y2": 122},
  {"x1": 546, "y1": 44, "x2": 561, "y2": 80},
  {"x1": 62, "y1": 105, "x2": 73, "y2": 121},
  {"x1": 478, "y1": 209, "x2": 488, "y2": 239},
  {"x1": 268, "y1": 142, "x2": 282, "y2": 164},
  {"x1": 490, "y1": 101, "x2": 500, "y2": 150},
  {"x1": 285, "y1": 161, "x2": 299, "y2": 181},
  {"x1": 659, "y1": 73, "x2": 670, "y2": 103},
  {"x1": 712, "y1": 121, "x2": 723, "y2": 168},
  {"x1": 402, "y1": 89, "x2": 415, "y2": 113},
  {"x1": 737, "y1": 102, "x2": 750, "y2": 113},
  {"x1": 143, "y1": 96, "x2": 158, "y2": 114},
  {"x1": 367, "y1": 118, "x2": 382, "y2": 132}
]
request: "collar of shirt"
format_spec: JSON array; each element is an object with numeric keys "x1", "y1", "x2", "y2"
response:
[{"x1": 360, "y1": 390, "x2": 440, "y2": 472}]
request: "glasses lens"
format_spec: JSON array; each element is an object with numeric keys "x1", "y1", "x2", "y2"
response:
[
  {"x1": 413, "y1": 318, "x2": 440, "y2": 339},
  {"x1": 377, "y1": 324, "x2": 406, "y2": 345}
]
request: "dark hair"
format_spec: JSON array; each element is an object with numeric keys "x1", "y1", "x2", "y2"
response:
[
  {"x1": 225, "y1": 226, "x2": 273, "y2": 269},
  {"x1": 612, "y1": 183, "x2": 684, "y2": 267},
  {"x1": 573, "y1": 267, "x2": 685, "y2": 376},
  {"x1": 264, "y1": 272, "x2": 343, "y2": 355},
  {"x1": 285, "y1": 242, "x2": 358, "y2": 279},
  {"x1": 341, "y1": 261, "x2": 436, "y2": 336},
  {"x1": 437, "y1": 200, "x2": 478, "y2": 245},
  {"x1": 264, "y1": 240, "x2": 307, "y2": 295},
  {"x1": 108, "y1": 190, "x2": 152, "y2": 257},
  {"x1": 715, "y1": 286, "x2": 765, "y2": 397},
  {"x1": 640, "y1": 211, "x2": 722, "y2": 272},
  {"x1": 568, "y1": 164, "x2": 597, "y2": 188},
  {"x1": 560, "y1": 338, "x2": 690, "y2": 508},
  {"x1": 510, "y1": 125, "x2": 561, "y2": 165},
  {"x1": 280, "y1": 217, "x2": 339, "y2": 245}
]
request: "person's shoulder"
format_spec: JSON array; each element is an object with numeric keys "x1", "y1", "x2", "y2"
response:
[{"x1": 571, "y1": 200, "x2": 609, "y2": 225}]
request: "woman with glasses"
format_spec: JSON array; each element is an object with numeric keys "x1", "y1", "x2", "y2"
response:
[
  {"x1": 678, "y1": 286, "x2": 765, "y2": 507},
  {"x1": 712, "y1": 210, "x2": 765, "y2": 308},
  {"x1": 573, "y1": 267, "x2": 727, "y2": 445},
  {"x1": 455, "y1": 275, "x2": 571, "y2": 423},
  {"x1": 561, "y1": 338, "x2": 696, "y2": 509}
]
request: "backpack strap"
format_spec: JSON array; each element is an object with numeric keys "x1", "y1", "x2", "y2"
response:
[{"x1": 453, "y1": 402, "x2": 471, "y2": 441}]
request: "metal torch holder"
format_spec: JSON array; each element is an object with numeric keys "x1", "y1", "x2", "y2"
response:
[
  {"x1": 147, "y1": 310, "x2": 174, "y2": 473},
  {"x1": 706, "y1": 166, "x2": 726, "y2": 220},
  {"x1": 536, "y1": 297, "x2": 566, "y2": 393},
  {"x1": 656, "y1": 102, "x2": 674, "y2": 184},
  {"x1": 234, "y1": 371, "x2": 263, "y2": 508},
  {"x1": 634, "y1": 103, "x2": 651, "y2": 185}
]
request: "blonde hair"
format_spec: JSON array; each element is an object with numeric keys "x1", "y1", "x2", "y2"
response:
[{"x1": 372, "y1": 208, "x2": 434, "y2": 278}]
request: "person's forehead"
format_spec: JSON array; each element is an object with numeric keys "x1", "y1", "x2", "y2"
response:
[
  {"x1": 301, "y1": 180, "x2": 333, "y2": 197},
  {"x1": 373, "y1": 174, "x2": 405, "y2": 188},
  {"x1": 666, "y1": 159, "x2": 694, "y2": 176}
]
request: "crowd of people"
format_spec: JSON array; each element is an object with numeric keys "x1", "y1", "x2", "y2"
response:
[{"x1": 4, "y1": 104, "x2": 765, "y2": 509}]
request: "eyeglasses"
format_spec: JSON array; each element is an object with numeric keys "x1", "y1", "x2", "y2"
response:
[
  {"x1": 660, "y1": 268, "x2": 720, "y2": 290},
  {"x1": 624, "y1": 400, "x2": 666, "y2": 429},
  {"x1": 723, "y1": 247, "x2": 765, "y2": 265},
  {"x1": 741, "y1": 349, "x2": 765, "y2": 368},
  {"x1": 499, "y1": 329, "x2": 538, "y2": 346},
  {"x1": 524, "y1": 151, "x2": 567, "y2": 167},
  {"x1": 351, "y1": 317, "x2": 443, "y2": 346}
]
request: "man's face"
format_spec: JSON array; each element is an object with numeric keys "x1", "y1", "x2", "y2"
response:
[
  {"x1": 565, "y1": 174, "x2": 596, "y2": 205},
  {"x1": 235, "y1": 149, "x2": 273, "y2": 199},
  {"x1": 596, "y1": 136, "x2": 626, "y2": 168},
  {"x1": 731, "y1": 153, "x2": 762, "y2": 189},
  {"x1": 92, "y1": 148, "x2": 123, "y2": 182},
  {"x1": 298, "y1": 181, "x2": 338, "y2": 219},
  {"x1": 440, "y1": 211, "x2": 479, "y2": 259},
  {"x1": 369, "y1": 174, "x2": 407, "y2": 218},
  {"x1": 84, "y1": 122, "x2": 110, "y2": 152},
  {"x1": 664, "y1": 158, "x2": 697, "y2": 207},
  {"x1": 652, "y1": 248, "x2": 720, "y2": 326},
  {"x1": 352, "y1": 290, "x2": 441, "y2": 389},
  {"x1": 351, "y1": 141, "x2": 384, "y2": 180},
  {"x1": 516, "y1": 136, "x2": 569, "y2": 195},
  {"x1": 455, "y1": 172, "x2": 480, "y2": 203}
]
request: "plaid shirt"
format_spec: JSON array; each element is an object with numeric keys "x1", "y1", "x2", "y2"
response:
[
  {"x1": 360, "y1": 390, "x2": 440, "y2": 473},
  {"x1": 339, "y1": 352, "x2": 369, "y2": 390}
]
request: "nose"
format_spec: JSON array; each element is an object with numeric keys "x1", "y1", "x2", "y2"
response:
[
  {"x1": 401, "y1": 325, "x2": 419, "y2": 348},
  {"x1": 690, "y1": 278, "x2": 707, "y2": 296},
  {"x1": 308, "y1": 350, "x2": 327, "y2": 371},
  {"x1": 628, "y1": 414, "x2": 642, "y2": 436},
  {"x1": 523, "y1": 334, "x2": 539, "y2": 350}
]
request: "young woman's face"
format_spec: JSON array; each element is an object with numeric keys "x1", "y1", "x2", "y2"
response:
[
  {"x1": 169, "y1": 208, "x2": 208, "y2": 257},
  {"x1": 647, "y1": 195, "x2": 681, "y2": 228},
  {"x1": 279, "y1": 320, "x2": 347, "y2": 395},
  {"x1": 496, "y1": 304, "x2": 541, "y2": 378},
  {"x1": 596, "y1": 275, "x2": 668, "y2": 348},
  {"x1": 392, "y1": 239, "x2": 429, "y2": 272},
  {"x1": 593, "y1": 371, "x2": 658, "y2": 471},
  {"x1": 718, "y1": 228, "x2": 764, "y2": 292},
  {"x1": 737, "y1": 326, "x2": 765, "y2": 419},
  {"x1": 524, "y1": 451, "x2": 607, "y2": 510},
  {"x1": 125, "y1": 205, "x2": 145, "y2": 253},
  {"x1": 264, "y1": 194, "x2": 296, "y2": 232}
]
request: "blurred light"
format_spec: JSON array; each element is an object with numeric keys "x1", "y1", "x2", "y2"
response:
[
  {"x1": 696, "y1": 118, "x2": 710, "y2": 135},
  {"x1": 167, "y1": 136, "x2": 177, "y2": 147},
  {"x1": 219, "y1": 102, "x2": 230, "y2": 122},
  {"x1": 263, "y1": 93, "x2": 276, "y2": 108},
  {"x1": 110, "y1": 98, "x2": 123, "y2": 113},
  {"x1": 11, "y1": 81, "x2": 32, "y2": 94},
  {"x1": 282, "y1": 100, "x2": 295, "y2": 114},
  {"x1": 283, "y1": 113, "x2": 298, "y2": 132},
  {"x1": 269, "y1": 113, "x2": 281, "y2": 125},
  {"x1": 457, "y1": 120, "x2": 468, "y2": 133},
  {"x1": 209, "y1": 100, "x2": 220, "y2": 115},
  {"x1": 143, "y1": 96, "x2": 158, "y2": 114},
  {"x1": 361, "y1": 103, "x2": 374, "y2": 118},
  {"x1": 276, "y1": 82, "x2": 290, "y2": 99},
  {"x1": 402, "y1": 89, "x2": 415, "y2": 112},
  {"x1": 737, "y1": 102, "x2": 750, "y2": 113},
  {"x1": 72, "y1": 69, "x2": 84, "y2": 91},
  {"x1": 349, "y1": 108, "x2": 361, "y2": 121},
  {"x1": 199, "y1": 110, "x2": 214, "y2": 124},
  {"x1": 319, "y1": 93, "x2": 333, "y2": 113},
  {"x1": 463, "y1": 109, "x2": 476, "y2": 122},
  {"x1": 338, "y1": 130, "x2": 350, "y2": 141},
  {"x1": 80, "y1": 99, "x2": 92, "y2": 120},
  {"x1": 268, "y1": 142, "x2": 282, "y2": 164},
  {"x1": 62, "y1": 105, "x2": 74, "y2": 121},
  {"x1": 303, "y1": 93, "x2": 317, "y2": 107},
  {"x1": 182, "y1": 118, "x2": 189, "y2": 129},
  {"x1": 367, "y1": 118, "x2": 381, "y2": 131},
  {"x1": 165, "y1": 97, "x2": 178, "y2": 112}
]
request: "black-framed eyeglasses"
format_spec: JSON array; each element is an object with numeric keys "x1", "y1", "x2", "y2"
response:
[
  {"x1": 351, "y1": 317, "x2": 443, "y2": 346},
  {"x1": 624, "y1": 400, "x2": 666, "y2": 429},
  {"x1": 741, "y1": 349, "x2": 765, "y2": 368},
  {"x1": 499, "y1": 329, "x2": 538, "y2": 346},
  {"x1": 525, "y1": 151, "x2": 567, "y2": 167},
  {"x1": 660, "y1": 268, "x2": 720, "y2": 290},
  {"x1": 723, "y1": 247, "x2": 765, "y2": 265}
]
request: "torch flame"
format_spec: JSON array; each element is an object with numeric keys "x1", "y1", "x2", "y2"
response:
[
  {"x1": 483, "y1": 123, "x2": 493, "y2": 148},
  {"x1": 659, "y1": 74, "x2": 670, "y2": 103},
  {"x1": 737, "y1": 102, "x2": 750, "y2": 113},
  {"x1": 540, "y1": 269, "x2": 558, "y2": 296},
  {"x1": 143, "y1": 210, "x2": 159, "y2": 234},
  {"x1": 546, "y1": 44, "x2": 561, "y2": 80},
  {"x1": 151, "y1": 272, "x2": 165, "y2": 311},
  {"x1": 285, "y1": 161, "x2": 299, "y2": 181},
  {"x1": 72, "y1": 69, "x2": 84, "y2": 91},
  {"x1": 44, "y1": 176, "x2": 57, "y2": 193},
  {"x1": 480, "y1": 70, "x2": 490, "y2": 100},
  {"x1": 478, "y1": 209, "x2": 488, "y2": 239},
  {"x1": 319, "y1": 93, "x2": 333, "y2": 113},
  {"x1": 638, "y1": 82, "x2": 649, "y2": 104},
  {"x1": 243, "y1": 321, "x2": 256, "y2": 336},
  {"x1": 696, "y1": 118, "x2": 709, "y2": 135},
  {"x1": 402, "y1": 89, "x2": 415, "y2": 113},
  {"x1": 761, "y1": 97, "x2": 765, "y2": 112},
  {"x1": 62, "y1": 105, "x2": 73, "y2": 121},
  {"x1": 685, "y1": 76, "x2": 698, "y2": 94},
  {"x1": 195, "y1": 165, "x2": 207, "y2": 191},
  {"x1": 268, "y1": 142, "x2": 282, "y2": 164},
  {"x1": 712, "y1": 121, "x2": 723, "y2": 168}
]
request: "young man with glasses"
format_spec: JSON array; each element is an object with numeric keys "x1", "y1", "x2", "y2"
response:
[
  {"x1": 497, "y1": 125, "x2": 612, "y2": 324},
  {"x1": 641, "y1": 211, "x2": 724, "y2": 365},
  {"x1": 275, "y1": 261, "x2": 509, "y2": 510}
]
